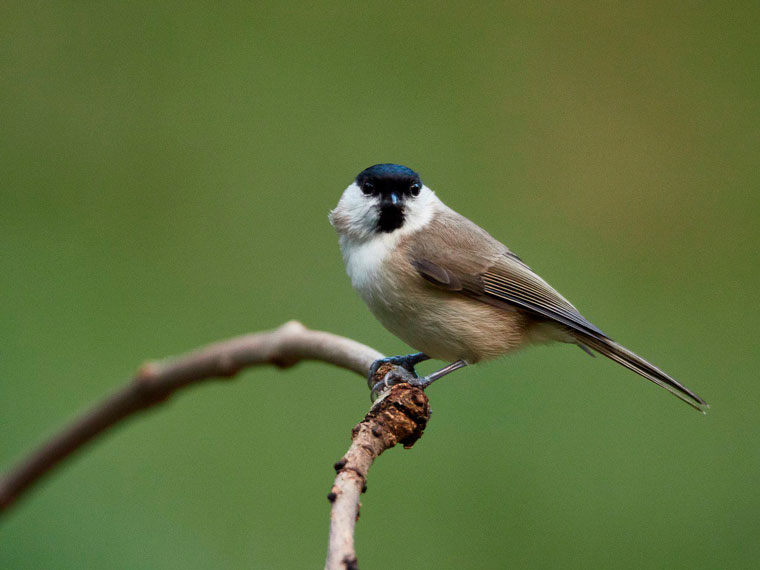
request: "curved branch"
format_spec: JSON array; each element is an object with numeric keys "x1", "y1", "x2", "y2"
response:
[
  {"x1": 325, "y1": 372, "x2": 431, "y2": 570},
  {"x1": 0, "y1": 321, "x2": 383, "y2": 514}
]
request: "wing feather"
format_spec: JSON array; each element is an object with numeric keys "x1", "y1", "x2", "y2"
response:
[
  {"x1": 481, "y1": 264, "x2": 608, "y2": 339},
  {"x1": 409, "y1": 231, "x2": 607, "y2": 340},
  {"x1": 403, "y1": 208, "x2": 706, "y2": 410}
]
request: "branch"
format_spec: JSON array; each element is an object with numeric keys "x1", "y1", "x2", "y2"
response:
[
  {"x1": 0, "y1": 321, "x2": 382, "y2": 514},
  {"x1": 1, "y1": 320, "x2": 435, "y2": 568},
  {"x1": 325, "y1": 370, "x2": 431, "y2": 570}
]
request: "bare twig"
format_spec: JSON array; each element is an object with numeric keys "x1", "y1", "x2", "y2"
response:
[
  {"x1": 0, "y1": 321, "x2": 382, "y2": 514},
  {"x1": 1, "y1": 321, "x2": 434, "y2": 568},
  {"x1": 325, "y1": 369, "x2": 431, "y2": 570}
]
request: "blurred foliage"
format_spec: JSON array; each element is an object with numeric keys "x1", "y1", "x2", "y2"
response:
[{"x1": 2, "y1": 2, "x2": 759, "y2": 569}]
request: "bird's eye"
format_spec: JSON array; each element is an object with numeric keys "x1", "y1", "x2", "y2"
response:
[
  {"x1": 410, "y1": 183, "x2": 421, "y2": 196},
  {"x1": 361, "y1": 182, "x2": 374, "y2": 195}
]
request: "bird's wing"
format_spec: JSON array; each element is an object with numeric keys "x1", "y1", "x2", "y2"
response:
[
  {"x1": 407, "y1": 211, "x2": 608, "y2": 341},
  {"x1": 406, "y1": 210, "x2": 708, "y2": 411}
]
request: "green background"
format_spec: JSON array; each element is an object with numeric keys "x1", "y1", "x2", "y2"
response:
[{"x1": 2, "y1": 2, "x2": 758, "y2": 568}]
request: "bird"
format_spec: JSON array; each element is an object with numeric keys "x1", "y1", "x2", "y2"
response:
[{"x1": 329, "y1": 163, "x2": 707, "y2": 411}]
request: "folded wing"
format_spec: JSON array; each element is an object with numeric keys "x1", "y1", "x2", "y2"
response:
[{"x1": 407, "y1": 211, "x2": 707, "y2": 411}]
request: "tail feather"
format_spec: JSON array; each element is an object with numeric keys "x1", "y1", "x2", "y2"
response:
[{"x1": 572, "y1": 333, "x2": 708, "y2": 412}]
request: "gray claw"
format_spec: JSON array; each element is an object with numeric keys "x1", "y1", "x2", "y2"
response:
[
  {"x1": 369, "y1": 367, "x2": 417, "y2": 401},
  {"x1": 367, "y1": 353, "x2": 429, "y2": 389}
]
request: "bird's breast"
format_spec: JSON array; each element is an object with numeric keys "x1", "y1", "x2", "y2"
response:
[
  {"x1": 340, "y1": 233, "x2": 399, "y2": 294},
  {"x1": 340, "y1": 234, "x2": 531, "y2": 362}
]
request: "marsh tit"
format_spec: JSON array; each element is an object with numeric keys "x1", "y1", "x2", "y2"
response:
[{"x1": 329, "y1": 164, "x2": 706, "y2": 411}]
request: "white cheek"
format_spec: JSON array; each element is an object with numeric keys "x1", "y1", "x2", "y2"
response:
[
  {"x1": 401, "y1": 185, "x2": 438, "y2": 233},
  {"x1": 335, "y1": 183, "x2": 378, "y2": 237}
]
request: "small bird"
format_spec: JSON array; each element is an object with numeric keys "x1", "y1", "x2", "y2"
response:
[{"x1": 329, "y1": 164, "x2": 707, "y2": 411}]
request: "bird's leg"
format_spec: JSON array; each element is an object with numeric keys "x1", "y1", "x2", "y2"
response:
[
  {"x1": 369, "y1": 356, "x2": 468, "y2": 401},
  {"x1": 412, "y1": 360, "x2": 468, "y2": 389},
  {"x1": 368, "y1": 353, "x2": 430, "y2": 400},
  {"x1": 367, "y1": 353, "x2": 430, "y2": 385}
]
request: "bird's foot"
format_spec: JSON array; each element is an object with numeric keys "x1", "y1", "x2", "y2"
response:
[
  {"x1": 369, "y1": 356, "x2": 469, "y2": 401},
  {"x1": 368, "y1": 353, "x2": 429, "y2": 385},
  {"x1": 368, "y1": 353, "x2": 430, "y2": 400},
  {"x1": 370, "y1": 366, "x2": 418, "y2": 401}
]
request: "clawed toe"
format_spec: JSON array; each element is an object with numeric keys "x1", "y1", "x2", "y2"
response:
[
  {"x1": 367, "y1": 354, "x2": 468, "y2": 401},
  {"x1": 368, "y1": 353, "x2": 429, "y2": 382},
  {"x1": 369, "y1": 358, "x2": 470, "y2": 400},
  {"x1": 367, "y1": 359, "x2": 390, "y2": 382},
  {"x1": 369, "y1": 366, "x2": 418, "y2": 401},
  {"x1": 370, "y1": 379, "x2": 388, "y2": 401}
]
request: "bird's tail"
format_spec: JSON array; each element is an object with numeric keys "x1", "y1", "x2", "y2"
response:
[{"x1": 571, "y1": 332, "x2": 708, "y2": 412}]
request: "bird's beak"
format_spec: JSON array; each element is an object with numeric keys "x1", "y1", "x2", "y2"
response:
[
  {"x1": 376, "y1": 191, "x2": 406, "y2": 231},
  {"x1": 379, "y1": 192, "x2": 402, "y2": 212}
]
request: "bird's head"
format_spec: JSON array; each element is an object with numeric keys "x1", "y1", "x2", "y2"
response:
[{"x1": 330, "y1": 164, "x2": 439, "y2": 240}]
